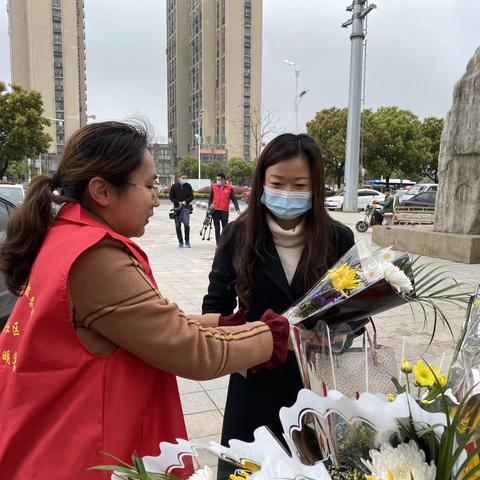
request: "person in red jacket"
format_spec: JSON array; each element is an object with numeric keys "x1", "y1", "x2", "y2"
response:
[
  {"x1": 208, "y1": 173, "x2": 240, "y2": 245},
  {"x1": 0, "y1": 121, "x2": 290, "y2": 479}
]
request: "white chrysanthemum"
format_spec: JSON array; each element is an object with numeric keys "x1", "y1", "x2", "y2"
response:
[
  {"x1": 188, "y1": 466, "x2": 213, "y2": 480},
  {"x1": 364, "y1": 262, "x2": 413, "y2": 293},
  {"x1": 375, "y1": 247, "x2": 395, "y2": 263},
  {"x1": 362, "y1": 440, "x2": 436, "y2": 480}
]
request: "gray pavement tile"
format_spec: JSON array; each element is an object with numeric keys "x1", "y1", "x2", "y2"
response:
[
  {"x1": 199, "y1": 376, "x2": 230, "y2": 391},
  {"x1": 177, "y1": 377, "x2": 204, "y2": 394},
  {"x1": 184, "y1": 410, "x2": 224, "y2": 439},
  {"x1": 206, "y1": 387, "x2": 228, "y2": 410},
  {"x1": 181, "y1": 391, "x2": 217, "y2": 415}
]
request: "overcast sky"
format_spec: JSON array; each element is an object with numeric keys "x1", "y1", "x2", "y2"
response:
[{"x1": 1, "y1": 0, "x2": 479, "y2": 142}]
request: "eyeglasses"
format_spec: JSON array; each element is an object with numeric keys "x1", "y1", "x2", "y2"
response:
[{"x1": 126, "y1": 182, "x2": 160, "y2": 201}]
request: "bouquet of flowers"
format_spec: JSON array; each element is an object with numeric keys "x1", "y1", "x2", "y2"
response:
[
  {"x1": 284, "y1": 241, "x2": 468, "y2": 336},
  {"x1": 287, "y1": 241, "x2": 470, "y2": 398}
]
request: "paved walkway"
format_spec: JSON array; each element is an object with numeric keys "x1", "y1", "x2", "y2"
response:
[{"x1": 137, "y1": 202, "x2": 480, "y2": 472}]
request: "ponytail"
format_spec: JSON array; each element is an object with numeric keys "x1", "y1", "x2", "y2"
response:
[
  {"x1": 0, "y1": 120, "x2": 149, "y2": 295},
  {"x1": 0, "y1": 175, "x2": 66, "y2": 295}
]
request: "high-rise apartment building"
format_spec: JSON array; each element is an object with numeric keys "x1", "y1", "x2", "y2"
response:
[
  {"x1": 167, "y1": 0, "x2": 262, "y2": 169},
  {"x1": 8, "y1": 0, "x2": 87, "y2": 161},
  {"x1": 148, "y1": 142, "x2": 173, "y2": 187}
]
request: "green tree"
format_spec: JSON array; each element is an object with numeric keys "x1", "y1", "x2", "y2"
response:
[
  {"x1": 227, "y1": 157, "x2": 254, "y2": 186},
  {"x1": 306, "y1": 107, "x2": 364, "y2": 188},
  {"x1": 363, "y1": 107, "x2": 429, "y2": 187},
  {"x1": 420, "y1": 116, "x2": 444, "y2": 183},
  {"x1": 204, "y1": 160, "x2": 225, "y2": 181},
  {"x1": 177, "y1": 155, "x2": 198, "y2": 178},
  {"x1": 0, "y1": 82, "x2": 52, "y2": 178},
  {"x1": 5, "y1": 160, "x2": 28, "y2": 183}
]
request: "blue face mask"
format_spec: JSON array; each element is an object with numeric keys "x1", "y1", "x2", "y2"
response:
[{"x1": 261, "y1": 186, "x2": 312, "y2": 220}]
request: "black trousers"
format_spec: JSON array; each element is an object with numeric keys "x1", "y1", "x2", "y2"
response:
[{"x1": 212, "y1": 210, "x2": 229, "y2": 245}]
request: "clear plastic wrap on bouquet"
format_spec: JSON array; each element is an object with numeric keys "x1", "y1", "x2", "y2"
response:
[
  {"x1": 291, "y1": 320, "x2": 398, "y2": 399},
  {"x1": 447, "y1": 284, "x2": 480, "y2": 460},
  {"x1": 284, "y1": 241, "x2": 410, "y2": 329},
  {"x1": 448, "y1": 284, "x2": 480, "y2": 401}
]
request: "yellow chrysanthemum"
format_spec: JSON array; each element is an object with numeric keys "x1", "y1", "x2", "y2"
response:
[
  {"x1": 401, "y1": 359, "x2": 412, "y2": 374},
  {"x1": 413, "y1": 360, "x2": 440, "y2": 388},
  {"x1": 229, "y1": 470, "x2": 251, "y2": 480},
  {"x1": 463, "y1": 454, "x2": 480, "y2": 480},
  {"x1": 328, "y1": 263, "x2": 361, "y2": 296},
  {"x1": 386, "y1": 393, "x2": 396, "y2": 402},
  {"x1": 456, "y1": 405, "x2": 480, "y2": 436},
  {"x1": 240, "y1": 460, "x2": 260, "y2": 472},
  {"x1": 437, "y1": 374, "x2": 448, "y2": 388}
]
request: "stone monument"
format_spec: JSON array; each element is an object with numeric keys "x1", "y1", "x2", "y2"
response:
[
  {"x1": 434, "y1": 47, "x2": 480, "y2": 235},
  {"x1": 373, "y1": 47, "x2": 480, "y2": 263}
]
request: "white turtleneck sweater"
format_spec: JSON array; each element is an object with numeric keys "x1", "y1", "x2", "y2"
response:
[{"x1": 266, "y1": 214, "x2": 306, "y2": 285}]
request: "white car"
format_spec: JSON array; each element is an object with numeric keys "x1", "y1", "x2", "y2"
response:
[
  {"x1": 400, "y1": 184, "x2": 437, "y2": 204},
  {"x1": 0, "y1": 184, "x2": 25, "y2": 204},
  {"x1": 324, "y1": 188, "x2": 385, "y2": 211}
]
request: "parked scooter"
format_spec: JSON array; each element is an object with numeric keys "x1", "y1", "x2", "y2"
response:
[{"x1": 355, "y1": 204, "x2": 384, "y2": 232}]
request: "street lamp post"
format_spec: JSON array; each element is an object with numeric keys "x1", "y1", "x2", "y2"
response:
[
  {"x1": 341, "y1": 0, "x2": 376, "y2": 211},
  {"x1": 283, "y1": 59, "x2": 301, "y2": 133},
  {"x1": 296, "y1": 89, "x2": 309, "y2": 130},
  {"x1": 195, "y1": 109, "x2": 204, "y2": 184}
]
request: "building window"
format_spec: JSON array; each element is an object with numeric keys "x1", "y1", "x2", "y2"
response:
[
  {"x1": 52, "y1": 0, "x2": 61, "y2": 7},
  {"x1": 53, "y1": 44, "x2": 62, "y2": 53}
]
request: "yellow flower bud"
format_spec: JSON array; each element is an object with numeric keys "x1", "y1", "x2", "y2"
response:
[
  {"x1": 437, "y1": 374, "x2": 448, "y2": 388},
  {"x1": 401, "y1": 359, "x2": 412, "y2": 374}
]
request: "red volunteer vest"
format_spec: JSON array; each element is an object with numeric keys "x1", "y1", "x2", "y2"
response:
[
  {"x1": 212, "y1": 183, "x2": 233, "y2": 212},
  {"x1": 0, "y1": 203, "x2": 191, "y2": 479}
]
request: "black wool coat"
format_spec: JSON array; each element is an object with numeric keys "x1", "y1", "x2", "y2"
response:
[{"x1": 202, "y1": 221, "x2": 355, "y2": 452}]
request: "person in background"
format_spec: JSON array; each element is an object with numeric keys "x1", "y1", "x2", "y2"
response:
[
  {"x1": 202, "y1": 133, "x2": 356, "y2": 479},
  {"x1": 208, "y1": 173, "x2": 240, "y2": 245},
  {"x1": 169, "y1": 173, "x2": 193, "y2": 248},
  {"x1": 372, "y1": 188, "x2": 394, "y2": 225},
  {"x1": 0, "y1": 121, "x2": 290, "y2": 479}
]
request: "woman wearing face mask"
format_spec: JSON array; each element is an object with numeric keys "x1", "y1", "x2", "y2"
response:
[{"x1": 202, "y1": 133, "x2": 355, "y2": 478}]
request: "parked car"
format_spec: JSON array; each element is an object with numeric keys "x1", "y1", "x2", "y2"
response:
[
  {"x1": 394, "y1": 189, "x2": 408, "y2": 203},
  {"x1": 0, "y1": 196, "x2": 19, "y2": 330},
  {"x1": 324, "y1": 188, "x2": 385, "y2": 211},
  {"x1": 400, "y1": 183, "x2": 437, "y2": 204},
  {"x1": 0, "y1": 184, "x2": 25, "y2": 204},
  {"x1": 401, "y1": 191, "x2": 436, "y2": 208}
]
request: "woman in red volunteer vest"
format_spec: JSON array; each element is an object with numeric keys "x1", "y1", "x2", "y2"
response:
[{"x1": 0, "y1": 121, "x2": 290, "y2": 479}]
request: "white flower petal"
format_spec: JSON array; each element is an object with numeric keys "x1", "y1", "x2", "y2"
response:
[
  {"x1": 188, "y1": 466, "x2": 213, "y2": 480},
  {"x1": 362, "y1": 440, "x2": 436, "y2": 480}
]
